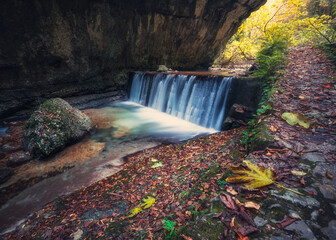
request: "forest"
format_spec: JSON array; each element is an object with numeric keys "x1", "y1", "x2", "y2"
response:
[{"x1": 0, "y1": 0, "x2": 335, "y2": 239}]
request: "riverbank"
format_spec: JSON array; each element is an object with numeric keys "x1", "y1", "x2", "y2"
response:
[{"x1": 2, "y1": 46, "x2": 336, "y2": 239}]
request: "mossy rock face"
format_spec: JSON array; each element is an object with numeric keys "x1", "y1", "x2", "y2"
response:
[
  {"x1": 24, "y1": 98, "x2": 92, "y2": 158},
  {"x1": 249, "y1": 123, "x2": 274, "y2": 152}
]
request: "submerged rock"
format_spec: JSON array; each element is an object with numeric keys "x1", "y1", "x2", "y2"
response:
[{"x1": 24, "y1": 98, "x2": 92, "y2": 158}]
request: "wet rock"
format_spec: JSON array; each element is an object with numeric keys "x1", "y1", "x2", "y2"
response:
[
  {"x1": 319, "y1": 185, "x2": 336, "y2": 201},
  {"x1": 254, "y1": 216, "x2": 267, "y2": 227},
  {"x1": 284, "y1": 220, "x2": 316, "y2": 240},
  {"x1": 301, "y1": 152, "x2": 325, "y2": 163},
  {"x1": 222, "y1": 117, "x2": 247, "y2": 130},
  {"x1": 7, "y1": 151, "x2": 32, "y2": 167},
  {"x1": 271, "y1": 190, "x2": 320, "y2": 209},
  {"x1": 24, "y1": 98, "x2": 92, "y2": 158},
  {"x1": 321, "y1": 220, "x2": 336, "y2": 240},
  {"x1": 0, "y1": 167, "x2": 14, "y2": 184},
  {"x1": 249, "y1": 123, "x2": 274, "y2": 152}
]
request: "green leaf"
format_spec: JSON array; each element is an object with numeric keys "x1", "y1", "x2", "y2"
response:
[{"x1": 281, "y1": 112, "x2": 312, "y2": 129}]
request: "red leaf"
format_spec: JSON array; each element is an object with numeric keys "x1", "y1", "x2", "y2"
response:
[
  {"x1": 276, "y1": 216, "x2": 298, "y2": 229},
  {"x1": 220, "y1": 193, "x2": 236, "y2": 210}
]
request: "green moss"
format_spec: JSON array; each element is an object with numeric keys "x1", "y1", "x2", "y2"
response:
[
  {"x1": 175, "y1": 215, "x2": 224, "y2": 240},
  {"x1": 210, "y1": 200, "x2": 226, "y2": 214},
  {"x1": 248, "y1": 122, "x2": 274, "y2": 152},
  {"x1": 24, "y1": 98, "x2": 91, "y2": 158},
  {"x1": 201, "y1": 163, "x2": 221, "y2": 181}
]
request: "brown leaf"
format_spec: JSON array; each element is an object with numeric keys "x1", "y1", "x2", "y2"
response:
[
  {"x1": 242, "y1": 201, "x2": 260, "y2": 210},
  {"x1": 326, "y1": 170, "x2": 334, "y2": 180},
  {"x1": 276, "y1": 216, "x2": 298, "y2": 229},
  {"x1": 220, "y1": 193, "x2": 236, "y2": 210},
  {"x1": 238, "y1": 206, "x2": 256, "y2": 227},
  {"x1": 230, "y1": 216, "x2": 236, "y2": 228},
  {"x1": 227, "y1": 187, "x2": 238, "y2": 195},
  {"x1": 181, "y1": 234, "x2": 193, "y2": 240},
  {"x1": 300, "y1": 177, "x2": 305, "y2": 186},
  {"x1": 236, "y1": 225, "x2": 258, "y2": 236}
]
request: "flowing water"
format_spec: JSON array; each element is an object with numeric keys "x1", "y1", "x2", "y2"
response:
[
  {"x1": 0, "y1": 72, "x2": 232, "y2": 233},
  {"x1": 130, "y1": 73, "x2": 232, "y2": 130},
  {"x1": 0, "y1": 102, "x2": 215, "y2": 233}
]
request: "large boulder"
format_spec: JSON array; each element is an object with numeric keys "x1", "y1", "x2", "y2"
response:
[{"x1": 24, "y1": 98, "x2": 92, "y2": 158}]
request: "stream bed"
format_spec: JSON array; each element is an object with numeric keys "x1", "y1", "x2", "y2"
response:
[{"x1": 0, "y1": 101, "x2": 215, "y2": 233}]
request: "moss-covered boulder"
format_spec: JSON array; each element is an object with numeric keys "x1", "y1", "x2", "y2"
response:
[
  {"x1": 249, "y1": 122, "x2": 274, "y2": 152},
  {"x1": 24, "y1": 98, "x2": 92, "y2": 158}
]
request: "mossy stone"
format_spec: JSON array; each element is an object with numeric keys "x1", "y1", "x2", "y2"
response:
[
  {"x1": 249, "y1": 123, "x2": 274, "y2": 152},
  {"x1": 24, "y1": 98, "x2": 92, "y2": 158}
]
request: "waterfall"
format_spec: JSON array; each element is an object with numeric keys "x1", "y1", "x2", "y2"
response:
[{"x1": 129, "y1": 73, "x2": 232, "y2": 130}]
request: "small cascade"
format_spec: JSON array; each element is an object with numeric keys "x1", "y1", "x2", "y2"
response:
[{"x1": 129, "y1": 73, "x2": 233, "y2": 130}]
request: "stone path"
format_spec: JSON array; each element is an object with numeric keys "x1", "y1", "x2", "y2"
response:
[{"x1": 247, "y1": 46, "x2": 336, "y2": 239}]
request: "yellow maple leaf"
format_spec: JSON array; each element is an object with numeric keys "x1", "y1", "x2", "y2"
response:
[
  {"x1": 140, "y1": 196, "x2": 156, "y2": 209},
  {"x1": 126, "y1": 207, "x2": 143, "y2": 218},
  {"x1": 226, "y1": 160, "x2": 275, "y2": 189},
  {"x1": 226, "y1": 161, "x2": 303, "y2": 195}
]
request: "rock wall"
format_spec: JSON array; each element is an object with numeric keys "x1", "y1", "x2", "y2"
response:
[{"x1": 0, "y1": 0, "x2": 266, "y2": 118}]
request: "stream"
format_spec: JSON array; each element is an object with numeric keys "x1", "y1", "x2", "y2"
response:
[{"x1": 0, "y1": 101, "x2": 215, "y2": 233}]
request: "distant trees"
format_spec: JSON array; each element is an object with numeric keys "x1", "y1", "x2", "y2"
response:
[{"x1": 215, "y1": 0, "x2": 336, "y2": 67}]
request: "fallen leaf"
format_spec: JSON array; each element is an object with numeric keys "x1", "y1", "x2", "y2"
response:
[
  {"x1": 269, "y1": 125, "x2": 278, "y2": 132},
  {"x1": 227, "y1": 187, "x2": 238, "y2": 195},
  {"x1": 276, "y1": 216, "x2": 298, "y2": 229},
  {"x1": 242, "y1": 201, "x2": 260, "y2": 210},
  {"x1": 151, "y1": 162, "x2": 163, "y2": 168},
  {"x1": 226, "y1": 161, "x2": 275, "y2": 189},
  {"x1": 326, "y1": 170, "x2": 334, "y2": 180},
  {"x1": 230, "y1": 216, "x2": 236, "y2": 228},
  {"x1": 220, "y1": 193, "x2": 236, "y2": 210},
  {"x1": 140, "y1": 196, "x2": 156, "y2": 209},
  {"x1": 181, "y1": 234, "x2": 193, "y2": 240},
  {"x1": 126, "y1": 207, "x2": 143, "y2": 218},
  {"x1": 291, "y1": 170, "x2": 306, "y2": 176},
  {"x1": 236, "y1": 225, "x2": 258, "y2": 236},
  {"x1": 151, "y1": 158, "x2": 159, "y2": 162},
  {"x1": 281, "y1": 112, "x2": 312, "y2": 129}
]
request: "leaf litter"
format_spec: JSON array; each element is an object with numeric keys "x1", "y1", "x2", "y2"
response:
[{"x1": 3, "y1": 46, "x2": 336, "y2": 240}]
